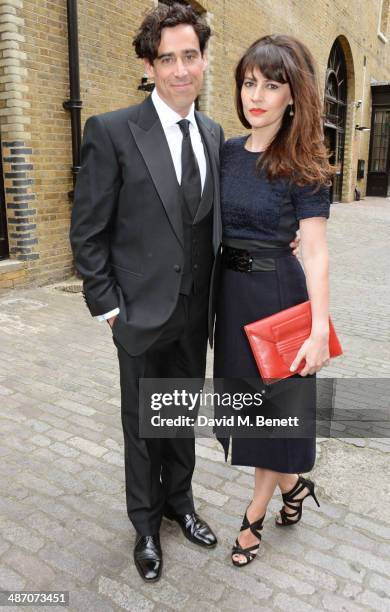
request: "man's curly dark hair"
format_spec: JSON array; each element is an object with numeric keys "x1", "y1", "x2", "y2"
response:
[{"x1": 133, "y1": 2, "x2": 211, "y2": 64}]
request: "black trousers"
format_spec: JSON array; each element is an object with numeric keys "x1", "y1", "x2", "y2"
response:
[{"x1": 113, "y1": 289, "x2": 209, "y2": 535}]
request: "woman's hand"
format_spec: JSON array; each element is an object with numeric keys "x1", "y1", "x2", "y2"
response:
[
  {"x1": 290, "y1": 333, "x2": 330, "y2": 376},
  {"x1": 289, "y1": 231, "x2": 300, "y2": 257}
]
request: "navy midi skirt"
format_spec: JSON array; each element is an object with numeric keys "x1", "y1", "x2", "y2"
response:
[{"x1": 213, "y1": 254, "x2": 316, "y2": 473}]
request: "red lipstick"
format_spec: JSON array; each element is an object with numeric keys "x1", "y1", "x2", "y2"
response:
[{"x1": 249, "y1": 108, "x2": 266, "y2": 116}]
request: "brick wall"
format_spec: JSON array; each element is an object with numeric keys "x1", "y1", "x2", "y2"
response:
[{"x1": 0, "y1": 0, "x2": 389, "y2": 287}]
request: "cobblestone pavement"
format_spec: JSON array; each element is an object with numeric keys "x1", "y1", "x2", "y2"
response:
[{"x1": 0, "y1": 197, "x2": 389, "y2": 611}]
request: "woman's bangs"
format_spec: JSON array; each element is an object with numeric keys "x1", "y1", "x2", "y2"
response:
[{"x1": 243, "y1": 44, "x2": 288, "y2": 84}]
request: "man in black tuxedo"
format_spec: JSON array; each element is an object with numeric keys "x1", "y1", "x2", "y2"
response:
[{"x1": 70, "y1": 3, "x2": 222, "y2": 582}]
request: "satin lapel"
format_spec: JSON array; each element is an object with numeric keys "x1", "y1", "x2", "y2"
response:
[
  {"x1": 196, "y1": 113, "x2": 222, "y2": 254},
  {"x1": 127, "y1": 97, "x2": 184, "y2": 248}
]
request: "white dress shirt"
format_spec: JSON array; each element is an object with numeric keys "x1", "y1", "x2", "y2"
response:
[
  {"x1": 150, "y1": 88, "x2": 206, "y2": 190},
  {"x1": 96, "y1": 88, "x2": 207, "y2": 322}
]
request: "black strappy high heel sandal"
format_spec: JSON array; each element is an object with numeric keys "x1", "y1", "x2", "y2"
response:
[
  {"x1": 231, "y1": 506, "x2": 265, "y2": 567},
  {"x1": 275, "y1": 475, "x2": 320, "y2": 527}
]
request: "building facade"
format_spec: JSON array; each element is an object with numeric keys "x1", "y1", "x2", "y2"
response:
[{"x1": 0, "y1": 0, "x2": 389, "y2": 288}]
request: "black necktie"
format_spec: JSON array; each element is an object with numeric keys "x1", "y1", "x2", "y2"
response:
[{"x1": 177, "y1": 119, "x2": 201, "y2": 219}]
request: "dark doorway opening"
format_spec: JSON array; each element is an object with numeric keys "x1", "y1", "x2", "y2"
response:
[
  {"x1": 367, "y1": 84, "x2": 390, "y2": 197},
  {"x1": 0, "y1": 144, "x2": 9, "y2": 260}
]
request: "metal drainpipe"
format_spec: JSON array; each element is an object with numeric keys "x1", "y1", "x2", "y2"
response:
[{"x1": 63, "y1": 0, "x2": 82, "y2": 200}]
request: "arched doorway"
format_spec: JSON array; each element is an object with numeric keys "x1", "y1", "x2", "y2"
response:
[{"x1": 324, "y1": 40, "x2": 347, "y2": 202}]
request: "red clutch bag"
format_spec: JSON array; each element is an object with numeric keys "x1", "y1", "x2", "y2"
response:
[{"x1": 244, "y1": 300, "x2": 343, "y2": 384}]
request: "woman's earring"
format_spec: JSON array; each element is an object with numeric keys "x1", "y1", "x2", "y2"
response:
[{"x1": 289, "y1": 104, "x2": 294, "y2": 117}]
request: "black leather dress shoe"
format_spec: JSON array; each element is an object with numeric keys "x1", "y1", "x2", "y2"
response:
[
  {"x1": 165, "y1": 511, "x2": 217, "y2": 548},
  {"x1": 133, "y1": 534, "x2": 162, "y2": 582}
]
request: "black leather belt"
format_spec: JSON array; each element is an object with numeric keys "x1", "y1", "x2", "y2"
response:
[{"x1": 222, "y1": 245, "x2": 291, "y2": 273}]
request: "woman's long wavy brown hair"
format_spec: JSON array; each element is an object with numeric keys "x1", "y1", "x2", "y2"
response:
[{"x1": 235, "y1": 35, "x2": 335, "y2": 186}]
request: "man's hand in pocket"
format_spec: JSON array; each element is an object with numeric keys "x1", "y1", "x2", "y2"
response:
[{"x1": 107, "y1": 315, "x2": 117, "y2": 328}]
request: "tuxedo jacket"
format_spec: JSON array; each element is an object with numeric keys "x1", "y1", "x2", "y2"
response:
[{"x1": 70, "y1": 96, "x2": 224, "y2": 356}]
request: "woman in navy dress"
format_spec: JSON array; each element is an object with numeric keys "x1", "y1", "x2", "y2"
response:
[{"x1": 213, "y1": 35, "x2": 334, "y2": 566}]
